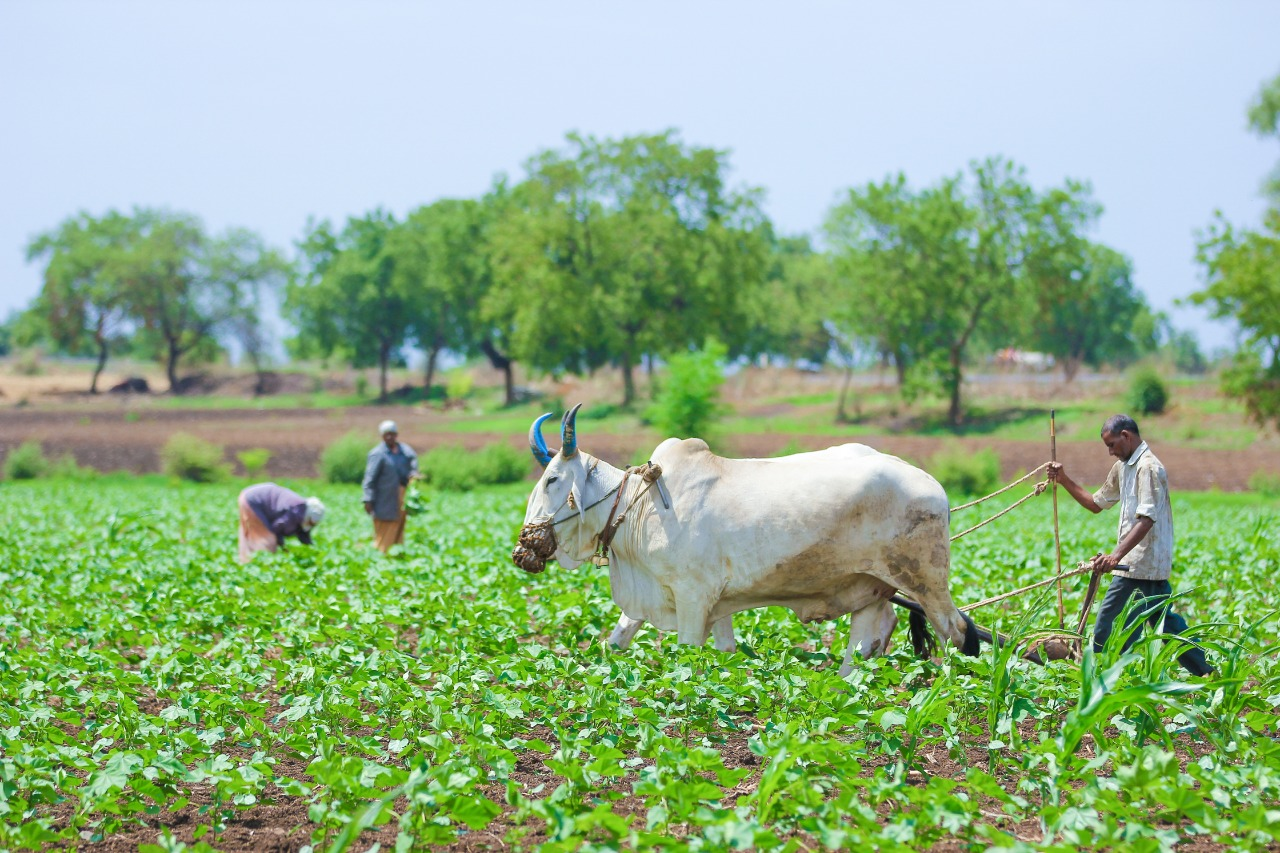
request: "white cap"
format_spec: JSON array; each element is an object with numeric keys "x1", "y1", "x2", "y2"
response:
[
  {"x1": 378, "y1": 420, "x2": 398, "y2": 435},
  {"x1": 304, "y1": 497, "x2": 326, "y2": 526}
]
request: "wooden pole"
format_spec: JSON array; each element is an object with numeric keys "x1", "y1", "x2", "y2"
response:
[{"x1": 1051, "y1": 409, "x2": 1065, "y2": 629}]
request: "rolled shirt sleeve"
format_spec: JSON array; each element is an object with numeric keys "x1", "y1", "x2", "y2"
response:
[
  {"x1": 1092, "y1": 461, "x2": 1122, "y2": 510},
  {"x1": 1134, "y1": 465, "x2": 1159, "y2": 520}
]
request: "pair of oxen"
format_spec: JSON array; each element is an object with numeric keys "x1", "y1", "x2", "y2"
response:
[{"x1": 515, "y1": 405, "x2": 979, "y2": 674}]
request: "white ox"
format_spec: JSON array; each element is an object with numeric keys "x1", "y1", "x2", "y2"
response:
[{"x1": 515, "y1": 405, "x2": 979, "y2": 673}]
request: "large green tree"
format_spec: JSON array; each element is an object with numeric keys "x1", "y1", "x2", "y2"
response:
[
  {"x1": 827, "y1": 158, "x2": 1100, "y2": 425},
  {"x1": 485, "y1": 131, "x2": 770, "y2": 406},
  {"x1": 1193, "y1": 209, "x2": 1280, "y2": 427},
  {"x1": 123, "y1": 212, "x2": 282, "y2": 393},
  {"x1": 288, "y1": 211, "x2": 412, "y2": 402},
  {"x1": 25, "y1": 209, "x2": 280, "y2": 393},
  {"x1": 388, "y1": 199, "x2": 489, "y2": 393},
  {"x1": 25, "y1": 211, "x2": 137, "y2": 392}
]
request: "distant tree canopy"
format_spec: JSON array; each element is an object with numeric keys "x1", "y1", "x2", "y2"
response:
[
  {"x1": 484, "y1": 131, "x2": 770, "y2": 406},
  {"x1": 1193, "y1": 209, "x2": 1280, "y2": 427},
  {"x1": 18, "y1": 130, "x2": 1201, "y2": 423},
  {"x1": 24, "y1": 208, "x2": 287, "y2": 393},
  {"x1": 825, "y1": 158, "x2": 1152, "y2": 425}
]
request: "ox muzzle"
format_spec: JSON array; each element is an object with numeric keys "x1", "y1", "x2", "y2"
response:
[{"x1": 512, "y1": 519, "x2": 558, "y2": 574}]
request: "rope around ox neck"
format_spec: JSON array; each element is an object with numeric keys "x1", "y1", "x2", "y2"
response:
[{"x1": 591, "y1": 462, "x2": 663, "y2": 568}]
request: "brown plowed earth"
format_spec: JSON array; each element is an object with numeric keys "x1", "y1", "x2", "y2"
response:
[{"x1": 0, "y1": 406, "x2": 1275, "y2": 491}]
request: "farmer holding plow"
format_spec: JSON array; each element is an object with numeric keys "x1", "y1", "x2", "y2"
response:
[{"x1": 1048, "y1": 414, "x2": 1214, "y2": 676}]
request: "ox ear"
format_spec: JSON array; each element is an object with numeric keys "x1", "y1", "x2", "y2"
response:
[
  {"x1": 528, "y1": 413, "x2": 554, "y2": 468},
  {"x1": 560, "y1": 403, "x2": 583, "y2": 458}
]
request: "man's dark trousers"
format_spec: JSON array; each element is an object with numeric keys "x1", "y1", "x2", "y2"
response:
[{"x1": 1093, "y1": 576, "x2": 1213, "y2": 676}]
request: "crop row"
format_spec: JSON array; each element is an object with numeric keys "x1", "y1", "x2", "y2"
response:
[{"x1": 1, "y1": 481, "x2": 1277, "y2": 851}]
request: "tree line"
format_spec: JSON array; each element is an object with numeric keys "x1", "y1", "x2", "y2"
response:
[{"x1": 10, "y1": 126, "x2": 1244, "y2": 426}]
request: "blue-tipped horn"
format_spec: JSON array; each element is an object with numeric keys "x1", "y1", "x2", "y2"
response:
[
  {"x1": 560, "y1": 403, "x2": 583, "y2": 457},
  {"x1": 528, "y1": 412, "x2": 554, "y2": 467}
]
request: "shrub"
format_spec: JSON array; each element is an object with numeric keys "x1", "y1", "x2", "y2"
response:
[
  {"x1": 646, "y1": 340, "x2": 728, "y2": 439},
  {"x1": 445, "y1": 369, "x2": 474, "y2": 400},
  {"x1": 929, "y1": 446, "x2": 1001, "y2": 498},
  {"x1": 422, "y1": 442, "x2": 531, "y2": 492},
  {"x1": 4, "y1": 440, "x2": 48, "y2": 480},
  {"x1": 236, "y1": 448, "x2": 272, "y2": 479},
  {"x1": 161, "y1": 433, "x2": 230, "y2": 483},
  {"x1": 1127, "y1": 368, "x2": 1169, "y2": 416},
  {"x1": 1250, "y1": 471, "x2": 1280, "y2": 499},
  {"x1": 320, "y1": 431, "x2": 371, "y2": 484},
  {"x1": 12, "y1": 348, "x2": 42, "y2": 376},
  {"x1": 49, "y1": 453, "x2": 96, "y2": 480}
]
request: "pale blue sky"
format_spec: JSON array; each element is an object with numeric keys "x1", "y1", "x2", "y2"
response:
[{"x1": 2, "y1": 2, "x2": 1277, "y2": 352}]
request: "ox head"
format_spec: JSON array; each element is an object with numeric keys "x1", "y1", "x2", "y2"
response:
[{"x1": 517, "y1": 403, "x2": 598, "y2": 571}]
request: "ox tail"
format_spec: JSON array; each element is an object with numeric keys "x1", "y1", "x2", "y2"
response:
[
  {"x1": 959, "y1": 610, "x2": 981, "y2": 657},
  {"x1": 894, "y1": 595, "x2": 982, "y2": 659},
  {"x1": 908, "y1": 610, "x2": 937, "y2": 658}
]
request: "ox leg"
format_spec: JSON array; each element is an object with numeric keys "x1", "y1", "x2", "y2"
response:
[
  {"x1": 839, "y1": 599, "x2": 897, "y2": 677},
  {"x1": 711, "y1": 616, "x2": 736, "y2": 653},
  {"x1": 607, "y1": 613, "x2": 645, "y2": 649},
  {"x1": 674, "y1": 596, "x2": 712, "y2": 646},
  {"x1": 913, "y1": 587, "x2": 979, "y2": 656}
]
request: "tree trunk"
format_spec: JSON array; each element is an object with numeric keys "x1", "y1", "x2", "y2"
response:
[
  {"x1": 479, "y1": 339, "x2": 516, "y2": 407},
  {"x1": 893, "y1": 352, "x2": 908, "y2": 388},
  {"x1": 621, "y1": 349, "x2": 636, "y2": 407},
  {"x1": 90, "y1": 337, "x2": 108, "y2": 395},
  {"x1": 947, "y1": 348, "x2": 964, "y2": 426},
  {"x1": 166, "y1": 340, "x2": 181, "y2": 394},
  {"x1": 836, "y1": 364, "x2": 855, "y2": 422},
  {"x1": 1062, "y1": 355, "x2": 1082, "y2": 383},
  {"x1": 378, "y1": 342, "x2": 390, "y2": 403},
  {"x1": 423, "y1": 346, "x2": 440, "y2": 394},
  {"x1": 250, "y1": 353, "x2": 268, "y2": 396}
]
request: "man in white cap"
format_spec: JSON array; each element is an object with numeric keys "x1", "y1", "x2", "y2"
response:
[
  {"x1": 237, "y1": 482, "x2": 325, "y2": 563},
  {"x1": 362, "y1": 419, "x2": 418, "y2": 552}
]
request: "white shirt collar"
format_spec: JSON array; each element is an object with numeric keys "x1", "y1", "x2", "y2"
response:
[{"x1": 1126, "y1": 440, "x2": 1149, "y2": 467}]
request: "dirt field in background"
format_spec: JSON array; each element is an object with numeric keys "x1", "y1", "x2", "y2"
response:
[{"x1": 1, "y1": 405, "x2": 1276, "y2": 491}]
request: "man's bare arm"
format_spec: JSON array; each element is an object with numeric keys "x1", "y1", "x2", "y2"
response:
[
  {"x1": 1047, "y1": 462, "x2": 1103, "y2": 513},
  {"x1": 1095, "y1": 515, "x2": 1154, "y2": 570}
]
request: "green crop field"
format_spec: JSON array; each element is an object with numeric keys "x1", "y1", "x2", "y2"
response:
[{"x1": 2, "y1": 480, "x2": 1278, "y2": 852}]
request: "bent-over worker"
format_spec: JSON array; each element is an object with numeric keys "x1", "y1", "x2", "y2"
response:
[
  {"x1": 1048, "y1": 414, "x2": 1213, "y2": 676},
  {"x1": 362, "y1": 419, "x2": 418, "y2": 553},
  {"x1": 237, "y1": 482, "x2": 325, "y2": 564}
]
